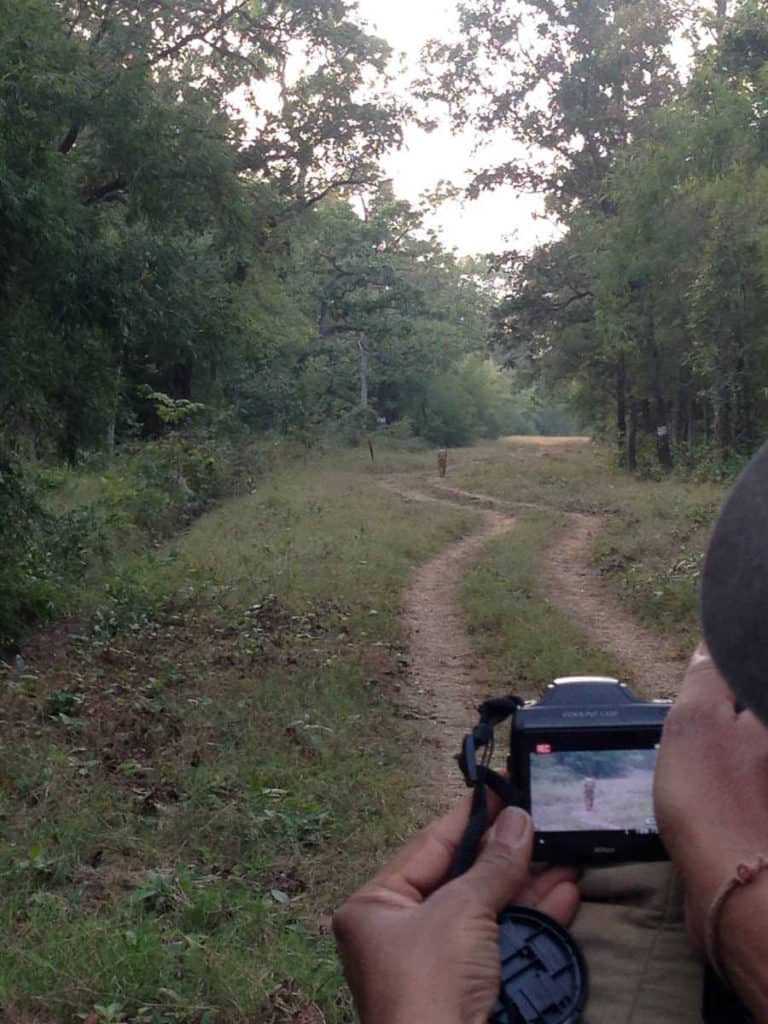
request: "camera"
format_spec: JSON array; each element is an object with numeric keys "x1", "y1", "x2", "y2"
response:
[{"x1": 508, "y1": 676, "x2": 671, "y2": 864}]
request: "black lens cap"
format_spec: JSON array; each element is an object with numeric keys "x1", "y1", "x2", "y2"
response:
[{"x1": 490, "y1": 906, "x2": 588, "y2": 1024}]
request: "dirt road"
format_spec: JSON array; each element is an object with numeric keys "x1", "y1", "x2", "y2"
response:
[{"x1": 384, "y1": 438, "x2": 687, "y2": 815}]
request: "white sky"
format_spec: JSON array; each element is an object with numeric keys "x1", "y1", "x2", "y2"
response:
[{"x1": 354, "y1": 0, "x2": 559, "y2": 257}]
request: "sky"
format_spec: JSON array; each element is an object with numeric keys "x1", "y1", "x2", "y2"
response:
[{"x1": 354, "y1": 0, "x2": 559, "y2": 257}]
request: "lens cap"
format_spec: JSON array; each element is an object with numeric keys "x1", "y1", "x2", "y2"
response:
[{"x1": 490, "y1": 906, "x2": 588, "y2": 1024}]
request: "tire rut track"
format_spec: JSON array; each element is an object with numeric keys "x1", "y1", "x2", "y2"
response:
[
  {"x1": 383, "y1": 471, "x2": 686, "y2": 815},
  {"x1": 381, "y1": 481, "x2": 516, "y2": 814},
  {"x1": 539, "y1": 512, "x2": 683, "y2": 699}
]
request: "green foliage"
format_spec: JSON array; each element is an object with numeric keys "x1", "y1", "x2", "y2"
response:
[
  {"x1": 0, "y1": 0, "x2": 406, "y2": 461},
  {"x1": 0, "y1": 432, "x2": 270, "y2": 645},
  {"x1": 420, "y1": 0, "x2": 683, "y2": 217},
  {"x1": 0, "y1": 462, "x2": 108, "y2": 646},
  {"x1": 420, "y1": 356, "x2": 541, "y2": 446},
  {"x1": 424, "y1": 0, "x2": 768, "y2": 472}
]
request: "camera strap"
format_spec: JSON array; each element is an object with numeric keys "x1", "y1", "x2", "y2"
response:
[{"x1": 451, "y1": 695, "x2": 525, "y2": 879}]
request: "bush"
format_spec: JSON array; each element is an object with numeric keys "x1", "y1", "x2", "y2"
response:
[
  {"x1": 319, "y1": 405, "x2": 379, "y2": 448},
  {"x1": 0, "y1": 430, "x2": 268, "y2": 647},
  {"x1": 375, "y1": 417, "x2": 428, "y2": 451},
  {"x1": 0, "y1": 462, "x2": 106, "y2": 647}
]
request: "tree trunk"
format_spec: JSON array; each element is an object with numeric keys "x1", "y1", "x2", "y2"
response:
[
  {"x1": 640, "y1": 399, "x2": 652, "y2": 435},
  {"x1": 655, "y1": 395, "x2": 673, "y2": 470},
  {"x1": 628, "y1": 399, "x2": 638, "y2": 472},
  {"x1": 713, "y1": 370, "x2": 731, "y2": 463},
  {"x1": 648, "y1": 311, "x2": 672, "y2": 470},
  {"x1": 358, "y1": 335, "x2": 369, "y2": 407},
  {"x1": 107, "y1": 317, "x2": 128, "y2": 453},
  {"x1": 616, "y1": 355, "x2": 627, "y2": 466},
  {"x1": 734, "y1": 353, "x2": 754, "y2": 454},
  {"x1": 675, "y1": 380, "x2": 690, "y2": 448},
  {"x1": 163, "y1": 361, "x2": 193, "y2": 399}
]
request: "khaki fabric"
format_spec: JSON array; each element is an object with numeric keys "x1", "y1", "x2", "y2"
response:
[{"x1": 574, "y1": 864, "x2": 703, "y2": 1023}]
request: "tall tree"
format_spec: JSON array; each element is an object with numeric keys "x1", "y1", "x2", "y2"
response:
[{"x1": 420, "y1": 0, "x2": 685, "y2": 216}]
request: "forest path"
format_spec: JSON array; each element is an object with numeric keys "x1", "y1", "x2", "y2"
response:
[
  {"x1": 382, "y1": 440, "x2": 686, "y2": 814},
  {"x1": 379, "y1": 479, "x2": 517, "y2": 811}
]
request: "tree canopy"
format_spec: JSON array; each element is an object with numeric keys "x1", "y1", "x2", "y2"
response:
[{"x1": 3, "y1": 0, "x2": 523, "y2": 462}]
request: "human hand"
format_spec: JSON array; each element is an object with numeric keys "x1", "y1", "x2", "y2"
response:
[
  {"x1": 654, "y1": 643, "x2": 768, "y2": 1019},
  {"x1": 333, "y1": 799, "x2": 579, "y2": 1024}
]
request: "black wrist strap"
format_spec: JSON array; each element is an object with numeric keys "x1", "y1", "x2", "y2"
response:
[{"x1": 451, "y1": 696, "x2": 525, "y2": 878}]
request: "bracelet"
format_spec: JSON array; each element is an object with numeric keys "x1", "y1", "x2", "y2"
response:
[{"x1": 705, "y1": 854, "x2": 768, "y2": 980}]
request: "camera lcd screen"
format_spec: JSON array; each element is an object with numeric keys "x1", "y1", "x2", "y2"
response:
[{"x1": 529, "y1": 746, "x2": 659, "y2": 834}]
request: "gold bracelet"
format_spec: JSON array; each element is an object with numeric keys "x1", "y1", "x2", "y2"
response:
[{"x1": 705, "y1": 854, "x2": 768, "y2": 980}]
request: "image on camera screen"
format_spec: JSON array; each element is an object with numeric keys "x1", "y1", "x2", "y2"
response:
[{"x1": 529, "y1": 747, "x2": 659, "y2": 834}]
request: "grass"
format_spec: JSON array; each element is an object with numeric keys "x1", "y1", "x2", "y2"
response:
[
  {"x1": 463, "y1": 513, "x2": 625, "y2": 699},
  {"x1": 0, "y1": 433, "x2": 731, "y2": 1022},
  {"x1": 452, "y1": 438, "x2": 725, "y2": 653},
  {"x1": 0, "y1": 454, "x2": 478, "y2": 1024}
]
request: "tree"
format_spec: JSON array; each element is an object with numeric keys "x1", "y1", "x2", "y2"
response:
[
  {"x1": 420, "y1": 0, "x2": 685, "y2": 216},
  {"x1": 0, "y1": 0, "x2": 407, "y2": 458},
  {"x1": 435, "y1": 0, "x2": 768, "y2": 470}
]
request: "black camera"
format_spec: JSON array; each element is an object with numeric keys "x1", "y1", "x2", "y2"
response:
[{"x1": 508, "y1": 677, "x2": 671, "y2": 864}]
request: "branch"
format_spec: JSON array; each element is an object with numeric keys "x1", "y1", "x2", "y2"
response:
[
  {"x1": 84, "y1": 173, "x2": 128, "y2": 204},
  {"x1": 549, "y1": 290, "x2": 594, "y2": 311},
  {"x1": 59, "y1": 124, "x2": 80, "y2": 154},
  {"x1": 152, "y1": 0, "x2": 251, "y2": 65},
  {"x1": 300, "y1": 176, "x2": 372, "y2": 210},
  {"x1": 319, "y1": 323, "x2": 361, "y2": 337}
]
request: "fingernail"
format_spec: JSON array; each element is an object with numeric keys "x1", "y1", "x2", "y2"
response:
[
  {"x1": 492, "y1": 807, "x2": 531, "y2": 849},
  {"x1": 689, "y1": 642, "x2": 711, "y2": 669}
]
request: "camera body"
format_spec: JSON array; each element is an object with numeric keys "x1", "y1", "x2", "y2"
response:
[{"x1": 508, "y1": 677, "x2": 671, "y2": 864}]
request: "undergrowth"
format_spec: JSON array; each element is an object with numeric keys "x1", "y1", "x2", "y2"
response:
[{"x1": 0, "y1": 432, "x2": 287, "y2": 649}]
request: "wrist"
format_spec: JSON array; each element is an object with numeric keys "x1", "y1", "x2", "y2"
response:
[
  {"x1": 356, "y1": 980, "x2": 463, "y2": 1024},
  {"x1": 362, "y1": 998, "x2": 462, "y2": 1024},
  {"x1": 717, "y1": 870, "x2": 768, "y2": 1022}
]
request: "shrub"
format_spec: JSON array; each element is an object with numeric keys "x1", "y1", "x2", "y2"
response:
[{"x1": 0, "y1": 462, "x2": 105, "y2": 647}]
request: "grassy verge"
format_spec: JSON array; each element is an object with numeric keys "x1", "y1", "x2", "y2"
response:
[
  {"x1": 452, "y1": 439, "x2": 725, "y2": 651},
  {"x1": 0, "y1": 456, "x2": 478, "y2": 1024},
  {"x1": 2, "y1": 432, "x2": 438, "y2": 651}
]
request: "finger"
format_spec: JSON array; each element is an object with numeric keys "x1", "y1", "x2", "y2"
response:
[
  {"x1": 514, "y1": 866, "x2": 579, "y2": 917},
  {"x1": 536, "y1": 880, "x2": 580, "y2": 926},
  {"x1": 451, "y1": 807, "x2": 533, "y2": 914},
  {"x1": 526, "y1": 865, "x2": 580, "y2": 903},
  {"x1": 676, "y1": 642, "x2": 737, "y2": 711},
  {"x1": 736, "y1": 705, "x2": 768, "y2": 748},
  {"x1": 372, "y1": 792, "x2": 504, "y2": 901}
]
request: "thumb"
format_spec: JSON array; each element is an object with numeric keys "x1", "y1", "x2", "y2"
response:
[{"x1": 455, "y1": 807, "x2": 533, "y2": 914}]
